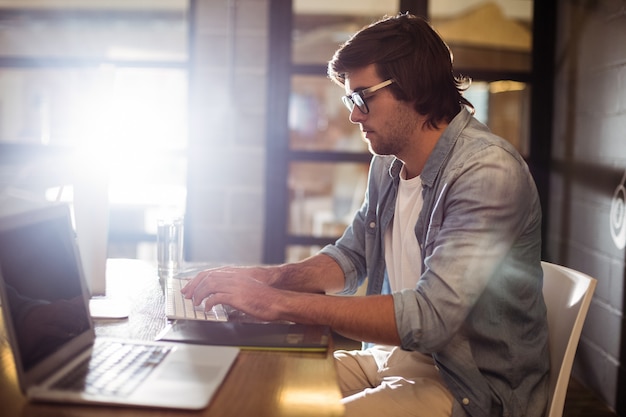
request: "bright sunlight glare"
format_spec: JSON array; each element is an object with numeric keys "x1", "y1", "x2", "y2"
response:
[{"x1": 56, "y1": 65, "x2": 188, "y2": 214}]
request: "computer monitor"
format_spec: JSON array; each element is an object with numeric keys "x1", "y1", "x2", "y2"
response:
[
  {"x1": 73, "y1": 177, "x2": 108, "y2": 296},
  {"x1": 73, "y1": 176, "x2": 128, "y2": 318}
]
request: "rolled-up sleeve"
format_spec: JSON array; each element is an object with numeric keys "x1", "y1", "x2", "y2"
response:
[{"x1": 394, "y1": 144, "x2": 542, "y2": 353}]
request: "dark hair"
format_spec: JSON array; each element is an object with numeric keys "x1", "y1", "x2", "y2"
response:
[{"x1": 328, "y1": 13, "x2": 473, "y2": 129}]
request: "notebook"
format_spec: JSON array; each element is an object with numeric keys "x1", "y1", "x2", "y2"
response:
[
  {"x1": 158, "y1": 320, "x2": 331, "y2": 352},
  {"x1": 0, "y1": 203, "x2": 239, "y2": 410}
]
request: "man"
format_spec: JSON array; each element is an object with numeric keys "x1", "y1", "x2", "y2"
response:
[{"x1": 183, "y1": 13, "x2": 549, "y2": 417}]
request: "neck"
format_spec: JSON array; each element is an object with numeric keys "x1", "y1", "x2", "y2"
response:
[{"x1": 400, "y1": 122, "x2": 448, "y2": 179}]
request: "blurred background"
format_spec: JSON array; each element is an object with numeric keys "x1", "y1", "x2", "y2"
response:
[
  {"x1": 1, "y1": 1, "x2": 625, "y2": 415},
  {"x1": 0, "y1": 0, "x2": 533, "y2": 264}
]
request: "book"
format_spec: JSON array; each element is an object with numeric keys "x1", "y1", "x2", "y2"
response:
[{"x1": 157, "y1": 321, "x2": 331, "y2": 352}]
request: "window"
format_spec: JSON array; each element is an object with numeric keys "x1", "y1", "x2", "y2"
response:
[
  {"x1": 264, "y1": 0, "x2": 534, "y2": 264},
  {"x1": 430, "y1": 1, "x2": 533, "y2": 156},
  {"x1": 0, "y1": 3, "x2": 189, "y2": 260},
  {"x1": 265, "y1": 0, "x2": 403, "y2": 263}
]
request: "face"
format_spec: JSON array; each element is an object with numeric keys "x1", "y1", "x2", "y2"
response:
[{"x1": 344, "y1": 65, "x2": 420, "y2": 158}]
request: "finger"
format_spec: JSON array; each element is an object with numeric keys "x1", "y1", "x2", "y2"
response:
[
  {"x1": 182, "y1": 267, "x2": 235, "y2": 296},
  {"x1": 199, "y1": 278, "x2": 265, "y2": 318},
  {"x1": 181, "y1": 270, "x2": 210, "y2": 296},
  {"x1": 189, "y1": 274, "x2": 230, "y2": 306},
  {"x1": 193, "y1": 275, "x2": 241, "y2": 309},
  {"x1": 201, "y1": 294, "x2": 222, "y2": 312}
]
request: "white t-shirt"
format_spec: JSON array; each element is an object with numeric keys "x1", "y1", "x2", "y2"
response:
[{"x1": 384, "y1": 166, "x2": 424, "y2": 292}]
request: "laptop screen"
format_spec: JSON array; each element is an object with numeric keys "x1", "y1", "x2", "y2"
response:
[{"x1": 0, "y1": 205, "x2": 90, "y2": 372}]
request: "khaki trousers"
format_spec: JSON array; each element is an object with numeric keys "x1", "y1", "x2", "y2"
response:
[{"x1": 334, "y1": 345, "x2": 453, "y2": 417}]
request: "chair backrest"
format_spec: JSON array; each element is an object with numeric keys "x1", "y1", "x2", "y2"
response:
[{"x1": 541, "y1": 261, "x2": 597, "y2": 417}]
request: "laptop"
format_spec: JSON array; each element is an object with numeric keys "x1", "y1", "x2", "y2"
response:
[{"x1": 0, "y1": 203, "x2": 239, "y2": 410}]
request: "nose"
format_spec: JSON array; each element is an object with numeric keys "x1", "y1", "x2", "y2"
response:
[{"x1": 349, "y1": 107, "x2": 366, "y2": 124}]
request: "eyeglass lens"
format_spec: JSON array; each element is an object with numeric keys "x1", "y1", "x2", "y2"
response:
[{"x1": 342, "y1": 93, "x2": 367, "y2": 113}]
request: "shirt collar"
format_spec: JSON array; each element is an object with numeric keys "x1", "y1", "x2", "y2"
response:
[
  {"x1": 386, "y1": 107, "x2": 472, "y2": 186},
  {"x1": 420, "y1": 107, "x2": 472, "y2": 188}
]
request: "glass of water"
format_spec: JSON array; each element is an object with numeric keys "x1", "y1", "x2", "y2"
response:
[{"x1": 157, "y1": 217, "x2": 184, "y2": 278}]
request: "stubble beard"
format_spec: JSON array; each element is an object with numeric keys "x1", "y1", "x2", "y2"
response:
[{"x1": 365, "y1": 104, "x2": 419, "y2": 157}]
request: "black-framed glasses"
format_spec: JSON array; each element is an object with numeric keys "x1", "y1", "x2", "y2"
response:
[{"x1": 342, "y1": 79, "x2": 395, "y2": 114}]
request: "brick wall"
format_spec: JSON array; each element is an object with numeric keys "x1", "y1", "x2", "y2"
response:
[
  {"x1": 548, "y1": 0, "x2": 626, "y2": 413},
  {"x1": 185, "y1": 0, "x2": 269, "y2": 264}
]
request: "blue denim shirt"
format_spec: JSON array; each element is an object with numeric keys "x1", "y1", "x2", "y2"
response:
[{"x1": 321, "y1": 108, "x2": 549, "y2": 417}]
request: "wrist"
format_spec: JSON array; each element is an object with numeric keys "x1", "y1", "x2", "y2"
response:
[{"x1": 270, "y1": 263, "x2": 293, "y2": 288}]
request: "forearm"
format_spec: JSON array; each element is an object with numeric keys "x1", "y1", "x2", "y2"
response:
[
  {"x1": 277, "y1": 291, "x2": 401, "y2": 346},
  {"x1": 184, "y1": 257, "x2": 398, "y2": 345}
]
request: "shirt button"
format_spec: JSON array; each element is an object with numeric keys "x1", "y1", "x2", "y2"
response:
[
  {"x1": 369, "y1": 221, "x2": 376, "y2": 229},
  {"x1": 462, "y1": 398, "x2": 470, "y2": 405}
]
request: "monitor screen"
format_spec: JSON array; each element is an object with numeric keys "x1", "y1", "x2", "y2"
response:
[{"x1": 0, "y1": 207, "x2": 90, "y2": 371}]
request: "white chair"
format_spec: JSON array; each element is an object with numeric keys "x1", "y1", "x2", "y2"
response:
[{"x1": 541, "y1": 261, "x2": 597, "y2": 417}]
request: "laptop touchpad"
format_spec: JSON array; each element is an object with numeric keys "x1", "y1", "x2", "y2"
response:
[{"x1": 158, "y1": 361, "x2": 220, "y2": 382}]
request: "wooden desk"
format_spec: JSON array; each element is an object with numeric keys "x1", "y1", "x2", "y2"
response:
[{"x1": 0, "y1": 259, "x2": 345, "y2": 417}]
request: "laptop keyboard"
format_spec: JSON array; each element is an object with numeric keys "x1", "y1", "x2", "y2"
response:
[
  {"x1": 53, "y1": 341, "x2": 172, "y2": 397},
  {"x1": 166, "y1": 278, "x2": 228, "y2": 322}
]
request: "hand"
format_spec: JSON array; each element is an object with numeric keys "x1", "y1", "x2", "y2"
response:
[{"x1": 181, "y1": 267, "x2": 285, "y2": 322}]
